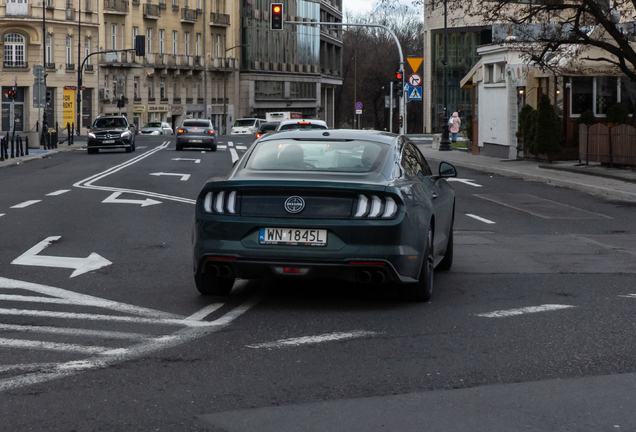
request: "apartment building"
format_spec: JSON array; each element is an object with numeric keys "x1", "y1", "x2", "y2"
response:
[
  {"x1": 236, "y1": 0, "x2": 342, "y2": 126},
  {"x1": 1, "y1": 0, "x2": 100, "y2": 142},
  {"x1": 98, "y1": 0, "x2": 238, "y2": 133}
]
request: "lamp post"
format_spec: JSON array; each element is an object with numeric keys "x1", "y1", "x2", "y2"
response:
[
  {"x1": 223, "y1": 44, "x2": 247, "y2": 135},
  {"x1": 42, "y1": 0, "x2": 48, "y2": 147},
  {"x1": 76, "y1": 0, "x2": 82, "y2": 136},
  {"x1": 439, "y1": 0, "x2": 452, "y2": 151}
]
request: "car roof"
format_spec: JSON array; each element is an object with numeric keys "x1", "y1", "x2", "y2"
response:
[
  {"x1": 258, "y1": 128, "x2": 398, "y2": 144},
  {"x1": 278, "y1": 119, "x2": 327, "y2": 126}
]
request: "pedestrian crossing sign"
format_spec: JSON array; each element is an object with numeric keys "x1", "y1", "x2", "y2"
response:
[{"x1": 408, "y1": 86, "x2": 422, "y2": 101}]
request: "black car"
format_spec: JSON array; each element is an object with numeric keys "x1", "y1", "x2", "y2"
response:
[
  {"x1": 87, "y1": 115, "x2": 136, "y2": 154},
  {"x1": 254, "y1": 121, "x2": 280, "y2": 140},
  {"x1": 176, "y1": 119, "x2": 216, "y2": 151},
  {"x1": 193, "y1": 130, "x2": 457, "y2": 301}
]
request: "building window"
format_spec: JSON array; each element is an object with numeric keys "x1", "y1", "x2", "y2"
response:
[
  {"x1": 148, "y1": 79, "x2": 153, "y2": 99},
  {"x1": 172, "y1": 31, "x2": 178, "y2": 55},
  {"x1": 159, "y1": 29, "x2": 165, "y2": 54},
  {"x1": 147, "y1": 29, "x2": 153, "y2": 53},
  {"x1": 184, "y1": 32, "x2": 190, "y2": 55},
  {"x1": 255, "y1": 81, "x2": 284, "y2": 99},
  {"x1": 196, "y1": 33, "x2": 201, "y2": 56},
  {"x1": 570, "y1": 77, "x2": 594, "y2": 116},
  {"x1": 197, "y1": 81, "x2": 202, "y2": 98},
  {"x1": 111, "y1": 24, "x2": 117, "y2": 50},
  {"x1": 134, "y1": 76, "x2": 139, "y2": 99},
  {"x1": 84, "y1": 37, "x2": 90, "y2": 65},
  {"x1": 596, "y1": 76, "x2": 618, "y2": 116},
  {"x1": 46, "y1": 34, "x2": 53, "y2": 65},
  {"x1": 160, "y1": 81, "x2": 165, "y2": 99},
  {"x1": 4, "y1": 33, "x2": 26, "y2": 67},
  {"x1": 173, "y1": 79, "x2": 179, "y2": 99},
  {"x1": 66, "y1": 36, "x2": 73, "y2": 65},
  {"x1": 132, "y1": 26, "x2": 138, "y2": 41},
  {"x1": 290, "y1": 82, "x2": 316, "y2": 99},
  {"x1": 215, "y1": 34, "x2": 221, "y2": 58}
]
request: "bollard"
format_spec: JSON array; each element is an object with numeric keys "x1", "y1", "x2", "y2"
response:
[
  {"x1": 10, "y1": 136, "x2": 15, "y2": 158},
  {"x1": 70, "y1": 123, "x2": 74, "y2": 145},
  {"x1": 54, "y1": 130, "x2": 58, "y2": 147},
  {"x1": 19, "y1": 136, "x2": 24, "y2": 157},
  {"x1": 25, "y1": 136, "x2": 29, "y2": 155},
  {"x1": 0, "y1": 137, "x2": 4, "y2": 161}
]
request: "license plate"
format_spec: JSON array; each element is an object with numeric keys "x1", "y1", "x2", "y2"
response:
[
  {"x1": 103, "y1": 140, "x2": 115, "y2": 144},
  {"x1": 259, "y1": 228, "x2": 327, "y2": 246},
  {"x1": 190, "y1": 139, "x2": 202, "y2": 143}
]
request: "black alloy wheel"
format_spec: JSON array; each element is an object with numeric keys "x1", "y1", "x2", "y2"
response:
[{"x1": 406, "y1": 226, "x2": 434, "y2": 302}]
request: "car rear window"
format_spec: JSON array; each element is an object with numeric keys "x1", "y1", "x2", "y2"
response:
[
  {"x1": 247, "y1": 139, "x2": 389, "y2": 172},
  {"x1": 183, "y1": 120, "x2": 211, "y2": 127},
  {"x1": 145, "y1": 122, "x2": 162, "y2": 127},
  {"x1": 234, "y1": 119, "x2": 257, "y2": 127},
  {"x1": 278, "y1": 123, "x2": 328, "y2": 131},
  {"x1": 259, "y1": 122, "x2": 279, "y2": 132}
]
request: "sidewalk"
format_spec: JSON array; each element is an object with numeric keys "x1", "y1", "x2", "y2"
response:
[
  {"x1": 0, "y1": 136, "x2": 86, "y2": 169},
  {"x1": 411, "y1": 135, "x2": 636, "y2": 202}
]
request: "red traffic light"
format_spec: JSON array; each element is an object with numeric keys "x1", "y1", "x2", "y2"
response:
[
  {"x1": 394, "y1": 70, "x2": 404, "y2": 80},
  {"x1": 270, "y1": 3, "x2": 283, "y2": 30}
]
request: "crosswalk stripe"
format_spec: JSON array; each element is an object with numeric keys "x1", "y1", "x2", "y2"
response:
[
  {"x1": 0, "y1": 338, "x2": 114, "y2": 355},
  {"x1": 0, "y1": 323, "x2": 149, "y2": 340}
]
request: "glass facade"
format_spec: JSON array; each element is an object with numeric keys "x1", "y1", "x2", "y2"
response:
[
  {"x1": 431, "y1": 30, "x2": 482, "y2": 130},
  {"x1": 241, "y1": 0, "x2": 319, "y2": 68}
]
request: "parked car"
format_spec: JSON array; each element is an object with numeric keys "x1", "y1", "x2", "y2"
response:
[
  {"x1": 87, "y1": 115, "x2": 136, "y2": 154},
  {"x1": 176, "y1": 119, "x2": 216, "y2": 151},
  {"x1": 192, "y1": 129, "x2": 457, "y2": 301},
  {"x1": 231, "y1": 118, "x2": 263, "y2": 135},
  {"x1": 276, "y1": 119, "x2": 328, "y2": 131},
  {"x1": 140, "y1": 122, "x2": 174, "y2": 135},
  {"x1": 254, "y1": 121, "x2": 280, "y2": 140}
]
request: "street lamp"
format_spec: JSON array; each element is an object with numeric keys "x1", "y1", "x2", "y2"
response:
[
  {"x1": 439, "y1": 0, "x2": 452, "y2": 151},
  {"x1": 223, "y1": 44, "x2": 247, "y2": 135},
  {"x1": 76, "y1": 0, "x2": 82, "y2": 136}
]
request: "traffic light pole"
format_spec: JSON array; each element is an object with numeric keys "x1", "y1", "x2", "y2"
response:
[{"x1": 285, "y1": 21, "x2": 406, "y2": 135}]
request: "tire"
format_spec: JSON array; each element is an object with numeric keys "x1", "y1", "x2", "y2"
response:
[
  {"x1": 195, "y1": 272, "x2": 235, "y2": 296},
  {"x1": 176, "y1": 144, "x2": 183, "y2": 151},
  {"x1": 211, "y1": 144, "x2": 217, "y2": 152},
  {"x1": 125, "y1": 145, "x2": 132, "y2": 153},
  {"x1": 437, "y1": 219, "x2": 454, "y2": 271},
  {"x1": 405, "y1": 226, "x2": 434, "y2": 302}
]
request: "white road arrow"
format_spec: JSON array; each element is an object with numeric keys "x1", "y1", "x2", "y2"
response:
[
  {"x1": 149, "y1": 172, "x2": 191, "y2": 181},
  {"x1": 102, "y1": 192, "x2": 162, "y2": 207},
  {"x1": 447, "y1": 178, "x2": 482, "y2": 187},
  {"x1": 12, "y1": 236, "x2": 112, "y2": 278},
  {"x1": 171, "y1": 158, "x2": 201, "y2": 164}
]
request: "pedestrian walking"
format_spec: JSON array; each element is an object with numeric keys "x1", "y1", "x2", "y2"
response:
[{"x1": 449, "y1": 112, "x2": 461, "y2": 143}]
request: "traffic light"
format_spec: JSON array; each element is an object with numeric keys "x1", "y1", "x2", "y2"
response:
[
  {"x1": 46, "y1": 91, "x2": 52, "y2": 105},
  {"x1": 270, "y1": 3, "x2": 283, "y2": 30},
  {"x1": 398, "y1": 115, "x2": 403, "y2": 128},
  {"x1": 394, "y1": 70, "x2": 404, "y2": 80},
  {"x1": 117, "y1": 95, "x2": 128, "y2": 108},
  {"x1": 7, "y1": 88, "x2": 17, "y2": 100},
  {"x1": 135, "y1": 35, "x2": 146, "y2": 57},
  {"x1": 394, "y1": 81, "x2": 403, "y2": 97}
]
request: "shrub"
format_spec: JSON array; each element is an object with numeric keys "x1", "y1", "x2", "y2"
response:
[
  {"x1": 532, "y1": 94, "x2": 561, "y2": 158},
  {"x1": 578, "y1": 109, "x2": 595, "y2": 126},
  {"x1": 606, "y1": 103, "x2": 629, "y2": 125},
  {"x1": 516, "y1": 104, "x2": 535, "y2": 151},
  {"x1": 464, "y1": 114, "x2": 473, "y2": 142}
]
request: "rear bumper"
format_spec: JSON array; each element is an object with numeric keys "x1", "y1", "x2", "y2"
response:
[{"x1": 177, "y1": 136, "x2": 216, "y2": 146}]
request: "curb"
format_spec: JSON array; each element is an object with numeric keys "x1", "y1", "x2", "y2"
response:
[{"x1": 539, "y1": 164, "x2": 636, "y2": 185}]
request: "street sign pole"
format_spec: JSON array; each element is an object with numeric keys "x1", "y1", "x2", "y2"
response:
[{"x1": 389, "y1": 83, "x2": 393, "y2": 133}]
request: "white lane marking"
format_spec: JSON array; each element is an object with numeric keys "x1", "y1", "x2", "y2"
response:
[
  {"x1": 172, "y1": 157, "x2": 201, "y2": 163},
  {"x1": 0, "y1": 323, "x2": 148, "y2": 340},
  {"x1": 236, "y1": 145, "x2": 247, "y2": 150},
  {"x1": 0, "y1": 338, "x2": 114, "y2": 355},
  {"x1": 0, "y1": 308, "x2": 218, "y2": 327},
  {"x1": 229, "y1": 148, "x2": 239, "y2": 163},
  {"x1": 74, "y1": 143, "x2": 196, "y2": 205},
  {"x1": 0, "y1": 277, "x2": 181, "y2": 319},
  {"x1": 0, "y1": 363, "x2": 61, "y2": 373},
  {"x1": 0, "y1": 214, "x2": 4, "y2": 218},
  {"x1": 0, "y1": 294, "x2": 99, "y2": 306},
  {"x1": 228, "y1": 141, "x2": 234, "y2": 147},
  {"x1": 447, "y1": 178, "x2": 482, "y2": 187},
  {"x1": 0, "y1": 295, "x2": 263, "y2": 392},
  {"x1": 102, "y1": 191, "x2": 162, "y2": 207},
  {"x1": 46, "y1": 189, "x2": 71, "y2": 196},
  {"x1": 149, "y1": 172, "x2": 191, "y2": 181},
  {"x1": 619, "y1": 294, "x2": 636, "y2": 298},
  {"x1": 217, "y1": 145, "x2": 227, "y2": 150},
  {"x1": 185, "y1": 303, "x2": 224, "y2": 321},
  {"x1": 476, "y1": 304, "x2": 575, "y2": 318},
  {"x1": 11, "y1": 236, "x2": 112, "y2": 278},
  {"x1": 466, "y1": 213, "x2": 496, "y2": 224},
  {"x1": 201, "y1": 151, "x2": 206, "y2": 153},
  {"x1": 247, "y1": 331, "x2": 379, "y2": 349},
  {"x1": 11, "y1": 200, "x2": 41, "y2": 209},
  {"x1": 136, "y1": 146, "x2": 147, "y2": 149}
]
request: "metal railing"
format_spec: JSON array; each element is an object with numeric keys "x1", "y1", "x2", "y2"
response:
[
  {"x1": 104, "y1": 0, "x2": 129, "y2": 12},
  {"x1": 144, "y1": 3, "x2": 161, "y2": 17},
  {"x1": 210, "y1": 12, "x2": 230, "y2": 25}
]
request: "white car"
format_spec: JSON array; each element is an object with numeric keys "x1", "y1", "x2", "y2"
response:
[
  {"x1": 276, "y1": 119, "x2": 328, "y2": 131},
  {"x1": 231, "y1": 118, "x2": 263, "y2": 135},
  {"x1": 140, "y1": 122, "x2": 174, "y2": 135}
]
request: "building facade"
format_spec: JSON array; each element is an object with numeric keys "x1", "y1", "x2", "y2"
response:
[{"x1": 236, "y1": 0, "x2": 342, "y2": 126}]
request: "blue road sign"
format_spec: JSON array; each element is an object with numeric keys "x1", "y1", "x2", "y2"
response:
[
  {"x1": 355, "y1": 101, "x2": 363, "y2": 110},
  {"x1": 403, "y1": 83, "x2": 410, "y2": 93},
  {"x1": 408, "y1": 86, "x2": 422, "y2": 101}
]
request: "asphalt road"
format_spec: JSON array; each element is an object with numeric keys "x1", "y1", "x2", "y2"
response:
[{"x1": 1, "y1": 134, "x2": 635, "y2": 431}]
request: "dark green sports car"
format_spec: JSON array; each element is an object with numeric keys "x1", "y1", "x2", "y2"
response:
[{"x1": 193, "y1": 130, "x2": 457, "y2": 301}]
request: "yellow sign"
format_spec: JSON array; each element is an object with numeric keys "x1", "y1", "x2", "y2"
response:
[
  {"x1": 148, "y1": 105, "x2": 169, "y2": 112},
  {"x1": 133, "y1": 105, "x2": 146, "y2": 113},
  {"x1": 63, "y1": 89, "x2": 75, "y2": 127},
  {"x1": 407, "y1": 57, "x2": 423, "y2": 73}
]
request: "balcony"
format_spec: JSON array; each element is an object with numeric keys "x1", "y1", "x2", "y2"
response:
[
  {"x1": 181, "y1": 7, "x2": 197, "y2": 22},
  {"x1": 85, "y1": 64, "x2": 94, "y2": 71},
  {"x1": 66, "y1": 63, "x2": 75, "y2": 71},
  {"x1": 46, "y1": 62, "x2": 56, "y2": 70},
  {"x1": 104, "y1": 0, "x2": 129, "y2": 14},
  {"x1": 173, "y1": 97, "x2": 181, "y2": 103},
  {"x1": 185, "y1": 97, "x2": 193, "y2": 104},
  {"x1": 143, "y1": 3, "x2": 161, "y2": 18},
  {"x1": 194, "y1": 55, "x2": 204, "y2": 67},
  {"x1": 161, "y1": 97, "x2": 169, "y2": 103},
  {"x1": 159, "y1": 0, "x2": 166, "y2": 8},
  {"x1": 3, "y1": 61, "x2": 28, "y2": 68},
  {"x1": 209, "y1": 12, "x2": 230, "y2": 26},
  {"x1": 197, "y1": 97, "x2": 204, "y2": 104},
  {"x1": 148, "y1": 97, "x2": 156, "y2": 102},
  {"x1": 171, "y1": 0, "x2": 179, "y2": 10}
]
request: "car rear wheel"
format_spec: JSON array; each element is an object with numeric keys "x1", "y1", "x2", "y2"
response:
[
  {"x1": 195, "y1": 272, "x2": 235, "y2": 296},
  {"x1": 211, "y1": 144, "x2": 217, "y2": 151},
  {"x1": 406, "y1": 226, "x2": 434, "y2": 302},
  {"x1": 176, "y1": 144, "x2": 183, "y2": 151},
  {"x1": 437, "y1": 217, "x2": 454, "y2": 271}
]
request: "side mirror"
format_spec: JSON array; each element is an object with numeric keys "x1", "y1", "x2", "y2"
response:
[{"x1": 439, "y1": 161, "x2": 457, "y2": 178}]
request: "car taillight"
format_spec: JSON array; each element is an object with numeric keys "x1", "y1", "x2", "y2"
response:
[
  {"x1": 353, "y1": 195, "x2": 398, "y2": 219},
  {"x1": 178, "y1": 129, "x2": 187, "y2": 134},
  {"x1": 298, "y1": 121, "x2": 310, "y2": 125},
  {"x1": 207, "y1": 129, "x2": 214, "y2": 134},
  {"x1": 256, "y1": 133, "x2": 262, "y2": 138},
  {"x1": 203, "y1": 191, "x2": 238, "y2": 214}
]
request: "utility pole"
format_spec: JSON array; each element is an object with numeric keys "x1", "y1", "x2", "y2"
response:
[
  {"x1": 42, "y1": 0, "x2": 48, "y2": 146},
  {"x1": 77, "y1": 0, "x2": 82, "y2": 135},
  {"x1": 223, "y1": 45, "x2": 246, "y2": 135},
  {"x1": 439, "y1": 0, "x2": 452, "y2": 151}
]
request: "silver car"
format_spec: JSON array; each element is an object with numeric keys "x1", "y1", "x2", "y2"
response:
[
  {"x1": 176, "y1": 119, "x2": 217, "y2": 151},
  {"x1": 140, "y1": 122, "x2": 174, "y2": 135}
]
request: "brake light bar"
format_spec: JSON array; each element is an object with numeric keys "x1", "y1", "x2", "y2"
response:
[
  {"x1": 298, "y1": 121, "x2": 310, "y2": 125},
  {"x1": 353, "y1": 195, "x2": 398, "y2": 219},
  {"x1": 203, "y1": 191, "x2": 238, "y2": 214}
]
